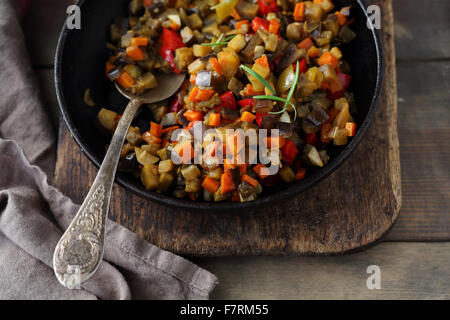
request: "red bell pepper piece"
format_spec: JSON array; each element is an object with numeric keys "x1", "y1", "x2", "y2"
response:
[
  {"x1": 258, "y1": 0, "x2": 279, "y2": 15},
  {"x1": 282, "y1": 140, "x2": 299, "y2": 165},
  {"x1": 325, "y1": 108, "x2": 339, "y2": 124},
  {"x1": 143, "y1": 0, "x2": 152, "y2": 7},
  {"x1": 159, "y1": 28, "x2": 185, "y2": 51},
  {"x1": 326, "y1": 73, "x2": 352, "y2": 100},
  {"x1": 219, "y1": 91, "x2": 237, "y2": 110},
  {"x1": 270, "y1": 53, "x2": 283, "y2": 71},
  {"x1": 186, "y1": 121, "x2": 196, "y2": 131},
  {"x1": 158, "y1": 28, "x2": 185, "y2": 73},
  {"x1": 251, "y1": 17, "x2": 270, "y2": 32},
  {"x1": 337, "y1": 73, "x2": 351, "y2": 91},
  {"x1": 255, "y1": 113, "x2": 267, "y2": 127},
  {"x1": 293, "y1": 159, "x2": 303, "y2": 171},
  {"x1": 259, "y1": 173, "x2": 282, "y2": 187},
  {"x1": 326, "y1": 91, "x2": 342, "y2": 101},
  {"x1": 305, "y1": 132, "x2": 319, "y2": 145},
  {"x1": 293, "y1": 58, "x2": 307, "y2": 74},
  {"x1": 238, "y1": 98, "x2": 254, "y2": 108},
  {"x1": 169, "y1": 95, "x2": 182, "y2": 112}
]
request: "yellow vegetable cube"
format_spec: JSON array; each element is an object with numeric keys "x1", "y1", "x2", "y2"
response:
[
  {"x1": 140, "y1": 164, "x2": 159, "y2": 190},
  {"x1": 135, "y1": 146, "x2": 159, "y2": 165},
  {"x1": 188, "y1": 58, "x2": 207, "y2": 74},
  {"x1": 330, "y1": 47, "x2": 343, "y2": 59},
  {"x1": 174, "y1": 47, "x2": 194, "y2": 71},
  {"x1": 158, "y1": 172, "x2": 174, "y2": 193},
  {"x1": 187, "y1": 13, "x2": 203, "y2": 30},
  {"x1": 279, "y1": 166, "x2": 296, "y2": 183},
  {"x1": 217, "y1": 48, "x2": 240, "y2": 80},
  {"x1": 159, "y1": 159, "x2": 174, "y2": 173},
  {"x1": 227, "y1": 34, "x2": 246, "y2": 53},
  {"x1": 193, "y1": 44, "x2": 212, "y2": 57},
  {"x1": 181, "y1": 165, "x2": 201, "y2": 181},
  {"x1": 97, "y1": 108, "x2": 118, "y2": 132}
]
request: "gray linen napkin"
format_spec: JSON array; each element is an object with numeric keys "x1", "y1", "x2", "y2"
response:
[{"x1": 0, "y1": 0, "x2": 217, "y2": 299}]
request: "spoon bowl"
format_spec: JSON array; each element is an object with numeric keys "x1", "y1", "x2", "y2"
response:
[{"x1": 115, "y1": 72, "x2": 186, "y2": 103}]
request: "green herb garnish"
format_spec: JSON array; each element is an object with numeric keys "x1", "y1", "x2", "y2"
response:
[
  {"x1": 201, "y1": 42, "x2": 228, "y2": 46},
  {"x1": 269, "y1": 60, "x2": 300, "y2": 120},
  {"x1": 239, "y1": 65, "x2": 277, "y2": 96},
  {"x1": 253, "y1": 95, "x2": 296, "y2": 109},
  {"x1": 240, "y1": 61, "x2": 300, "y2": 120},
  {"x1": 224, "y1": 35, "x2": 237, "y2": 41},
  {"x1": 201, "y1": 34, "x2": 236, "y2": 48}
]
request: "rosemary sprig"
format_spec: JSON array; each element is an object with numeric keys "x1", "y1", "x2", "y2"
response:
[
  {"x1": 252, "y1": 95, "x2": 296, "y2": 109},
  {"x1": 269, "y1": 99, "x2": 298, "y2": 119},
  {"x1": 201, "y1": 34, "x2": 236, "y2": 48},
  {"x1": 240, "y1": 61, "x2": 300, "y2": 120},
  {"x1": 269, "y1": 60, "x2": 300, "y2": 120},
  {"x1": 254, "y1": 95, "x2": 298, "y2": 120},
  {"x1": 239, "y1": 65, "x2": 277, "y2": 96},
  {"x1": 224, "y1": 35, "x2": 237, "y2": 41},
  {"x1": 200, "y1": 42, "x2": 228, "y2": 46}
]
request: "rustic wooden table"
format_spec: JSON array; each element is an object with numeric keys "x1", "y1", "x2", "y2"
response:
[{"x1": 23, "y1": 0, "x2": 449, "y2": 299}]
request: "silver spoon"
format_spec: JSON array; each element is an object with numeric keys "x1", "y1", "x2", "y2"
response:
[{"x1": 53, "y1": 73, "x2": 186, "y2": 289}]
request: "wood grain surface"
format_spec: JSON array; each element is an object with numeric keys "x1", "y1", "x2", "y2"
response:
[
  {"x1": 393, "y1": 0, "x2": 450, "y2": 60},
  {"x1": 54, "y1": 0, "x2": 403, "y2": 256},
  {"x1": 199, "y1": 242, "x2": 450, "y2": 299},
  {"x1": 384, "y1": 62, "x2": 450, "y2": 241}
]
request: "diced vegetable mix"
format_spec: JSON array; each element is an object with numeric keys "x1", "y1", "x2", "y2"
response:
[{"x1": 100, "y1": 0, "x2": 358, "y2": 202}]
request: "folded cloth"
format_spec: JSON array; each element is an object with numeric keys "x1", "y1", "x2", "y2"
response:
[
  {"x1": 0, "y1": 139, "x2": 218, "y2": 299},
  {"x1": 0, "y1": 0, "x2": 56, "y2": 177},
  {"x1": 0, "y1": 0, "x2": 217, "y2": 299}
]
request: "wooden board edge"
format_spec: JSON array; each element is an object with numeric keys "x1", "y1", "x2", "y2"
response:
[{"x1": 381, "y1": 0, "x2": 402, "y2": 235}]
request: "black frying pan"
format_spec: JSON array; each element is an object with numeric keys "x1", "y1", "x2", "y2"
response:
[{"x1": 55, "y1": 0, "x2": 383, "y2": 212}]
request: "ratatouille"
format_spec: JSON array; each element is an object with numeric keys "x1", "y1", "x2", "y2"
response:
[{"x1": 98, "y1": 0, "x2": 358, "y2": 202}]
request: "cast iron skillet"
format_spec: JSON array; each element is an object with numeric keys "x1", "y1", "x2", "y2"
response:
[{"x1": 55, "y1": 0, "x2": 383, "y2": 212}]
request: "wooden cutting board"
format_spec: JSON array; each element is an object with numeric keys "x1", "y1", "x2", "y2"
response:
[{"x1": 55, "y1": 0, "x2": 401, "y2": 256}]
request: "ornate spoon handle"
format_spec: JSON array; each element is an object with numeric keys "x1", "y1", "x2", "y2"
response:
[{"x1": 53, "y1": 99, "x2": 142, "y2": 289}]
